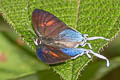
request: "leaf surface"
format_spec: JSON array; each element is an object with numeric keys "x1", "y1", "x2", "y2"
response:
[{"x1": 0, "y1": 0, "x2": 120, "y2": 80}]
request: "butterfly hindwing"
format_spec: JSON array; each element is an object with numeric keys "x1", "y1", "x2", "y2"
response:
[
  {"x1": 36, "y1": 44, "x2": 71, "y2": 64},
  {"x1": 32, "y1": 9, "x2": 69, "y2": 38}
]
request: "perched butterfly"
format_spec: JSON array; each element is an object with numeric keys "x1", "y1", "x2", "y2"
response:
[{"x1": 31, "y1": 9, "x2": 110, "y2": 67}]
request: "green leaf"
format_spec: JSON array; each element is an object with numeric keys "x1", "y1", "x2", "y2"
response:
[
  {"x1": 12, "y1": 69, "x2": 60, "y2": 80},
  {"x1": 0, "y1": 32, "x2": 48, "y2": 80},
  {"x1": 80, "y1": 57, "x2": 120, "y2": 80},
  {"x1": 0, "y1": 0, "x2": 120, "y2": 80}
]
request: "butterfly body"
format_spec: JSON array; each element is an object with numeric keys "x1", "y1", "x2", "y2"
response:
[{"x1": 32, "y1": 9, "x2": 110, "y2": 67}]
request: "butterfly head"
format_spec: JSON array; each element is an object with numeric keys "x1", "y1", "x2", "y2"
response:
[{"x1": 34, "y1": 38, "x2": 41, "y2": 46}]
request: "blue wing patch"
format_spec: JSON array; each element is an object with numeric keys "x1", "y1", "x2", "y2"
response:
[
  {"x1": 59, "y1": 29, "x2": 84, "y2": 42},
  {"x1": 36, "y1": 47, "x2": 45, "y2": 61},
  {"x1": 61, "y1": 48, "x2": 85, "y2": 56}
]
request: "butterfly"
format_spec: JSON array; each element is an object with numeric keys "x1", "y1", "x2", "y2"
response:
[{"x1": 31, "y1": 9, "x2": 110, "y2": 67}]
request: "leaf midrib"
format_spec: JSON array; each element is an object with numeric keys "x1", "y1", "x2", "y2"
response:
[{"x1": 71, "y1": 0, "x2": 81, "y2": 80}]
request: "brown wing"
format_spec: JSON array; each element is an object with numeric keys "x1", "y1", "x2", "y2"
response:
[
  {"x1": 36, "y1": 44, "x2": 71, "y2": 64},
  {"x1": 32, "y1": 9, "x2": 69, "y2": 38}
]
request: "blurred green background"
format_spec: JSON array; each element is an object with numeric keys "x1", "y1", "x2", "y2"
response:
[{"x1": 0, "y1": 11, "x2": 120, "y2": 80}]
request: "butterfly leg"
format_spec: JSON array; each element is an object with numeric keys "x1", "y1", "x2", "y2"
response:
[
  {"x1": 81, "y1": 42, "x2": 92, "y2": 49},
  {"x1": 73, "y1": 48, "x2": 110, "y2": 67},
  {"x1": 89, "y1": 49, "x2": 110, "y2": 67},
  {"x1": 79, "y1": 34, "x2": 92, "y2": 49}
]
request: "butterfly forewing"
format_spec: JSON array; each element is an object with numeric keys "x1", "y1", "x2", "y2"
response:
[{"x1": 32, "y1": 9, "x2": 69, "y2": 38}]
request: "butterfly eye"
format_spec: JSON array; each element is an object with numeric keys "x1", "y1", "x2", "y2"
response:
[{"x1": 37, "y1": 39, "x2": 42, "y2": 44}]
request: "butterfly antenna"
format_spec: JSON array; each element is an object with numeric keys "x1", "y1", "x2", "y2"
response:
[
  {"x1": 86, "y1": 36, "x2": 110, "y2": 41},
  {"x1": 24, "y1": 23, "x2": 36, "y2": 36}
]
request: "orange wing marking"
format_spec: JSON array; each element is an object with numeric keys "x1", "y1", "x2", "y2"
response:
[
  {"x1": 46, "y1": 20, "x2": 55, "y2": 26},
  {"x1": 49, "y1": 51, "x2": 59, "y2": 57}
]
